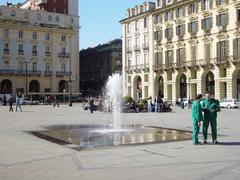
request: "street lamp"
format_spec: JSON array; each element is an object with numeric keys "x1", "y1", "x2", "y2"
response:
[
  {"x1": 24, "y1": 61, "x2": 30, "y2": 97},
  {"x1": 64, "y1": 74, "x2": 79, "y2": 107},
  {"x1": 188, "y1": 77, "x2": 191, "y2": 102}
]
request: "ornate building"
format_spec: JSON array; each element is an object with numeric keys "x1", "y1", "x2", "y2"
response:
[
  {"x1": 121, "y1": 0, "x2": 240, "y2": 103},
  {"x1": 0, "y1": 2, "x2": 79, "y2": 95},
  {"x1": 80, "y1": 39, "x2": 122, "y2": 97}
]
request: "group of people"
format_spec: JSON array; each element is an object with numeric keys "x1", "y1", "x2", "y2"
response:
[
  {"x1": 147, "y1": 96, "x2": 171, "y2": 112},
  {"x1": 192, "y1": 92, "x2": 220, "y2": 145}
]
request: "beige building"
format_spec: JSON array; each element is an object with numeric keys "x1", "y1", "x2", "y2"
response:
[
  {"x1": 0, "y1": 3, "x2": 79, "y2": 95},
  {"x1": 121, "y1": 0, "x2": 240, "y2": 103}
]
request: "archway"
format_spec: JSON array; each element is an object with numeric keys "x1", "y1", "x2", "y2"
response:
[
  {"x1": 0, "y1": 79, "x2": 12, "y2": 94},
  {"x1": 133, "y1": 76, "x2": 142, "y2": 100},
  {"x1": 179, "y1": 74, "x2": 187, "y2": 99},
  {"x1": 29, "y1": 80, "x2": 40, "y2": 93},
  {"x1": 206, "y1": 71, "x2": 215, "y2": 95},
  {"x1": 155, "y1": 75, "x2": 164, "y2": 98},
  {"x1": 232, "y1": 70, "x2": 240, "y2": 99},
  {"x1": 58, "y1": 80, "x2": 68, "y2": 93}
]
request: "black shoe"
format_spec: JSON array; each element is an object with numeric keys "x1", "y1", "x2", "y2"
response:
[
  {"x1": 213, "y1": 140, "x2": 219, "y2": 144},
  {"x1": 203, "y1": 141, "x2": 208, "y2": 144}
]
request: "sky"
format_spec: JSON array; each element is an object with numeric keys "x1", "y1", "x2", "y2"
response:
[{"x1": 1, "y1": 0, "x2": 146, "y2": 49}]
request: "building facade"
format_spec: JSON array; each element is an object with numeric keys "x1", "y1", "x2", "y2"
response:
[
  {"x1": 80, "y1": 39, "x2": 122, "y2": 97},
  {"x1": 0, "y1": 3, "x2": 79, "y2": 95},
  {"x1": 121, "y1": 0, "x2": 240, "y2": 103}
]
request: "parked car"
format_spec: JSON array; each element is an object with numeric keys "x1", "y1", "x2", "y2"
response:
[
  {"x1": 20, "y1": 97, "x2": 40, "y2": 105},
  {"x1": 220, "y1": 99, "x2": 238, "y2": 109}
]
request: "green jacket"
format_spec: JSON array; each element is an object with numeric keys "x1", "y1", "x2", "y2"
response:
[
  {"x1": 202, "y1": 98, "x2": 220, "y2": 119},
  {"x1": 192, "y1": 100, "x2": 203, "y2": 122}
]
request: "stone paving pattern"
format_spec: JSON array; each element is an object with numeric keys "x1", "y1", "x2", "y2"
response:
[{"x1": 0, "y1": 104, "x2": 240, "y2": 180}]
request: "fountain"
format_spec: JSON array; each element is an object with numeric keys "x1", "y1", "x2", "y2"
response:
[{"x1": 30, "y1": 74, "x2": 193, "y2": 150}]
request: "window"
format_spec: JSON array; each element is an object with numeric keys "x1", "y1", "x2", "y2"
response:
[
  {"x1": 136, "y1": 55, "x2": 140, "y2": 65},
  {"x1": 37, "y1": 14, "x2": 41, "y2": 20},
  {"x1": 18, "y1": 44, "x2": 24, "y2": 52},
  {"x1": 217, "y1": 41, "x2": 228, "y2": 62},
  {"x1": 165, "y1": 50, "x2": 173, "y2": 67},
  {"x1": 55, "y1": 16, "x2": 59, "y2": 22},
  {"x1": 217, "y1": 13, "x2": 228, "y2": 27},
  {"x1": 32, "y1": 63, "x2": 37, "y2": 72},
  {"x1": 155, "y1": 14, "x2": 161, "y2": 24},
  {"x1": 48, "y1": 15, "x2": 52, "y2": 21},
  {"x1": 135, "y1": 20, "x2": 139, "y2": 30},
  {"x1": 64, "y1": 8, "x2": 67, "y2": 14},
  {"x1": 32, "y1": 32, "x2": 37, "y2": 39},
  {"x1": 176, "y1": 7, "x2": 185, "y2": 18},
  {"x1": 176, "y1": 48, "x2": 185, "y2": 66},
  {"x1": 62, "y1": 35, "x2": 66, "y2": 41},
  {"x1": 165, "y1": 10, "x2": 173, "y2": 21},
  {"x1": 45, "y1": 63, "x2": 50, "y2": 71},
  {"x1": 4, "y1": 29, "x2": 9, "y2": 37},
  {"x1": 188, "y1": 21, "x2": 198, "y2": 34},
  {"x1": 202, "y1": 0, "x2": 211, "y2": 11},
  {"x1": 46, "y1": 33, "x2": 50, "y2": 41},
  {"x1": 233, "y1": 38, "x2": 240, "y2": 60},
  {"x1": 11, "y1": 10, "x2": 16, "y2": 17},
  {"x1": 202, "y1": 17, "x2": 212, "y2": 31},
  {"x1": 127, "y1": 23, "x2": 131, "y2": 33},
  {"x1": 32, "y1": 45, "x2": 37, "y2": 53},
  {"x1": 154, "y1": 30, "x2": 162, "y2": 41},
  {"x1": 127, "y1": 57, "x2": 131, "y2": 68},
  {"x1": 166, "y1": 0, "x2": 173, "y2": 5},
  {"x1": 46, "y1": 47, "x2": 50, "y2": 55},
  {"x1": 19, "y1": 31, "x2": 23, "y2": 39},
  {"x1": 157, "y1": 0, "x2": 162, "y2": 7},
  {"x1": 3, "y1": 43, "x2": 9, "y2": 52},
  {"x1": 144, "y1": 54, "x2": 149, "y2": 64},
  {"x1": 190, "y1": 46, "x2": 197, "y2": 62},
  {"x1": 61, "y1": 64, "x2": 66, "y2": 72},
  {"x1": 204, "y1": 43, "x2": 211, "y2": 63},
  {"x1": 155, "y1": 52, "x2": 163, "y2": 65},
  {"x1": 165, "y1": 27, "x2": 173, "y2": 40},
  {"x1": 144, "y1": 17, "x2": 148, "y2": 28},
  {"x1": 217, "y1": 0, "x2": 226, "y2": 6},
  {"x1": 188, "y1": 2, "x2": 197, "y2": 14},
  {"x1": 176, "y1": 24, "x2": 185, "y2": 37},
  {"x1": 62, "y1": 48, "x2": 66, "y2": 53},
  {"x1": 70, "y1": 18, "x2": 74, "y2": 24}
]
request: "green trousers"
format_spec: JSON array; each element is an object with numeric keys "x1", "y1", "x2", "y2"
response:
[
  {"x1": 203, "y1": 117, "x2": 217, "y2": 142},
  {"x1": 192, "y1": 121, "x2": 200, "y2": 144}
]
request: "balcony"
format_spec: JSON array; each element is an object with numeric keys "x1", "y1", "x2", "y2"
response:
[
  {"x1": 3, "y1": 49, "x2": 10, "y2": 54},
  {"x1": 126, "y1": 47, "x2": 132, "y2": 54},
  {"x1": 18, "y1": 51, "x2": 24, "y2": 55},
  {"x1": 44, "y1": 71, "x2": 52, "y2": 77},
  {"x1": 45, "y1": 52, "x2": 51, "y2": 56},
  {"x1": 142, "y1": 44, "x2": 149, "y2": 50},
  {"x1": 164, "y1": 62, "x2": 174, "y2": 70},
  {"x1": 134, "y1": 45, "x2": 141, "y2": 52},
  {"x1": 175, "y1": 61, "x2": 187, "y2": 69},
  {"x1": 153, "y1": 64, "x2": 164, "y2": 73},
  {"x1": 32, "y1": 51, "x2": 38, "y2": 56},
  {"x1": 0, "y1": 69, "x2": 25, "y2": 76},
  {"x1": 140, "y1": 64, "x2": 149, "y2": 72},
  {"x1": 215, "y1": 56, "x2": 230, "y2": 67},
  {"x1": 186, "y1": 60, "x2": 199, "y2": 69},
  {"x1": 125, "y1": 66, "x2": 133, "y2": 74},
  {"x1": 132, "y1": 65, "x2": 141, "y2": 73},
  {"x1": 56, "y1": 71, "x2": 71, "y2": 77},
  {"x1": 29, "y1": 71, "x2": 41, "y2": 77},
  {"x1": 58, "y1": 52, "x2": 70, "y2": 58}
]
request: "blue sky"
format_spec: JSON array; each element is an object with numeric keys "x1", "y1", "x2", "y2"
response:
[{"x1": 1, "y1": 0, "x2": 146, "y2": 49}]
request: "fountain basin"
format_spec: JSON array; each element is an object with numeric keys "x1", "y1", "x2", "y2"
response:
[{"x1": 30, "y1": 124, "x2": 192, "y2": 150}]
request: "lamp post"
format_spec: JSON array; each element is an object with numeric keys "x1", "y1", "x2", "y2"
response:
[
  {"x1": 188, "y1": 77, "x2": 191, "y2": 102},
  {"x1": 64, "y1": 74, "x2": 73, "y2": 107},
  {"x1": 24, "y1": 61, "x2": 30, "y2": 97}
]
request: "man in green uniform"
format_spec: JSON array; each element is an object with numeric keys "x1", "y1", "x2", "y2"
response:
[
  {"x1": 191, "y1": 94, "x2": 203, "y2": 145},
  {"x1": 202, "y1": 92, "x2": 220, "y2": 144}
]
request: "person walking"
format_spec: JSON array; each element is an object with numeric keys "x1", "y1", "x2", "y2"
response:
[
  {"x1": 9, "y1": 95, "x2": 14, "y2": 112},
  {"x1": 147, "y1": 97, "x2": 152, "y2": 112},
  {"x1": 202, "y1": 92, "x2": 220, "y2": 144},
  {"x1": 89, "y1": 97, "x2": 94, "y2": 113},
  {"x1": 53, "y1": 96, "x2": 59, "y2": 107},
  {"x1": 15, "y1": 92, "x2": 22, "y2": 112},
  {"x1": 3, "y1": 95, "x2": 7, "y2": 106},
  {"x1": 191, "y1": 94, "x2": 203, "y2": 145}
]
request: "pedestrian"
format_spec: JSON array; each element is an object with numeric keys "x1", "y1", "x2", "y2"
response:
[
  {"x1": 16, "y1": 92, "x2": 22, "y2": 112},
  {"x1": 3, "y1": 95, "x2": 7, "y2": 106},
  {"x1": 53, "y1": 96, "x2": 59, "y2": 107},
  {"x1": 9, "y1": 95, "x2": 14, "y2": 112},
  {"x1": 191, "y1": 94, "x2": 203, "y2": 145},
  {"x1": 202, "y1": 92, "x2": 220, "y2": 144},
  {"x1": 147, "y1": 97, "x2": 152, "y2": 112},
  {"x1": 89, "y1": 97, "x2": 94, "y2": 113}
]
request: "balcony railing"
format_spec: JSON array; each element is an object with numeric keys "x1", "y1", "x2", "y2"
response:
[
  {"x1": 126, "y1": 47, "x2": 132, "y2": 54},
  {"x1": 142, "y1": 44, "x2": 149, "y2": 50},
  {"x1": 0, "y1": 69, "x2": 25, "y2": 75},
  {"x1": 58, "y1": 52, "x2": 70, "y2": 58},
  {"x1": 3, "y1": 49, "x2": 10, "y2": 54},
  {"x1": 18, "y1": 51, "x2": 24, "y2": 55},
  {"x1": 45, "y1": 52, "x2": 51, "y2": 56},
  {"x1": 29, "y1": 71, "x2": 41, "y2": 76},
  {"x1": 153, "y1": 64, "x2": 164, "y2": 71},
  {"x1": 134, "y1": 45, "x2": 141, "y2": 52},
  {"x1": 44, "y1": 71, "x2": 52, "y2": 76},
  {"x1": 56, "y1": 71, "x2": 71, "y2": 77},
  {"x1": 32, "y1": 51, "x2": 38, "y2": 56}
]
